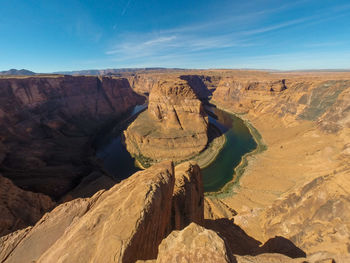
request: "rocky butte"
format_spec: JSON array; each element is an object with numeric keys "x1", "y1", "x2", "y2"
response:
[{"x1": 124, "y1": 78, "x2": 209, "y2": 166}]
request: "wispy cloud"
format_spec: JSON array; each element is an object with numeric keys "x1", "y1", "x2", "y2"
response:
[
  {"x1": 241, "y1": 17, "x2": 310, "y2": 35},
  {"x1": 304, "y1": 41, "x2": 347, "y2": 48},
  {"x1": 104, "y1": 0, "x2": 350, "y2": 69},
  {"x1": 122, "y1": 0, "x2": 133, "y2": 16},
  {"x1": 143, "y1": 36, "x2": 177, "y2": 46}
]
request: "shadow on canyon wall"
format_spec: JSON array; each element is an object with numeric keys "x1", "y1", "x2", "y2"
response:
[{"x1": 205, "y1": 218, "x2": 306, "y2": 260}]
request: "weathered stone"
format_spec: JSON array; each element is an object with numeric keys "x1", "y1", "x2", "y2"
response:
[
  {"x1": 0, "y1": 175, "x2": 55, "y2": 237},
  {"x1": 170, "y1": 162, "x2": 204, "y2": 231},
  {"x1": 156, "y1": 223, "x2": 232, "y2": 263},
  {"x1": 0, "y1": 162, "x2": 175, "y2": 263},
  {"x1": 124, "y1": 78, "x2": 208, "y2": 164}
]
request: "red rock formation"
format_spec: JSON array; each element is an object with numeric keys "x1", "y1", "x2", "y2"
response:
[
  {"x1": 124, "y1": 78, "x2": 208, "y2": 164},
  {"x1": 170, "y1": 162, "x2": 204, "y2": 231},
  {"x1": 0, "y1": 162, "x2": 175, "y2": 263},
  {"x1": 0, "y1": 175, "x2": 55, "y2": 237},
  {"x1": 0, "y1": 75, "x2": 144, "y2": 199},
  {"x1": 155, "y1": 223, "x2": 233, "y2": 263}
]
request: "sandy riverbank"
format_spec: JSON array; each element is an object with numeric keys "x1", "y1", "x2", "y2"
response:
[
  {"x1": 205, "y1": 103, "x2": 267, "y2": 198},
  {"x1": 205, "y1": 102, "x2": 349, "y2": 248},
  {"x1": 134, "y1": 123, "x2": 226, "y2": 170}
]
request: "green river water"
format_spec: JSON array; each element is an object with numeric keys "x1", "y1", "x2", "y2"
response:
[{"x1": 96, "y1": 104, "x2": 257, "y2": 193}]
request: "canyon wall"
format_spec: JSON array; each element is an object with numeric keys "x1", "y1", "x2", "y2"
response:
[
  {"x1": 124, "y1": 78, "x2": 209, "y2": 164},
  {"x1": 0, "y1": 175, "x2": 55, "y2": 237},
  {"x1": 210, "y1": 75, "x2": 350, "y2": 256},
  {"x1": 0, "y1": 75, "x2": 144, "y2": 199},
  {"x1": 0, "y1": 75, "x2": 144, "y2": 236}
]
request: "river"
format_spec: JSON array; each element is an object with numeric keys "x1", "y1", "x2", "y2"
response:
[{"x1": 95, "y1": 104, "x2": 257, "y2": 192}]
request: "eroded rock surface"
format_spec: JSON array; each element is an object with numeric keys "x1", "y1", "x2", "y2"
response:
[
  {"x1": 0, "y1": 75, "x2": 144, "y2": 199},
  {"x1": 156, "y1": 223, "x2": 233, "y2": 263},
  {"x1": 0, "y1": 162, "x2": 175, "y2": 263},
  {"x1": 170, "y1": 162, "x2": 204, "y2": 231},
  {"x1": 0, "y1": 175, "x2": 55, "y2": 237},
  {"x1": 209, "y1": 74, "x2": 350, "y2": 257},
  {"x1": 124, "y1": 78, "x2": 208, "y2": 164}
]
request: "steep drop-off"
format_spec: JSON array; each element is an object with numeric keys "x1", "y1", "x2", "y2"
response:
[
  {"x1": 208, "y1": 74, "x2": 350, "y2": 257},
  {"x1": 0, "y1": 75, "x2": 144, "y2": 199},
  {"x1": 0, "y1": 75, "x2": 145, "y2": 236},
  {"x1": 0, "y1": 161, "x2": 207, "y2": 263}
]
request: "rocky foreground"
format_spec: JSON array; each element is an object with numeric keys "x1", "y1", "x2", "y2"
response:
[{"x1": 1, "y1": 161, "x2": 339, "y2": 263}]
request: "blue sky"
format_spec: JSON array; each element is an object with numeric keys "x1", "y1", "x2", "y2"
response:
[{"x1": 1, "y1": 0, "x2": 350, "y2": 72}]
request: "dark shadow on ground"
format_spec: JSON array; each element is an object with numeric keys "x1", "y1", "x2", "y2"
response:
[{"x1": 205, "y1": 218, "x2": 306, "y2": 259}]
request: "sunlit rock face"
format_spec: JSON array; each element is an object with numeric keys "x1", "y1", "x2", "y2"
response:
[
  {"x1": 124, "y1": 78, "x2": 208, "y2": 163},
  {"x1": 0, "y1": 161, "x2": 207, "y2": 263},
  {"x1": 0, "y1": 162, "x2": 175, "y2": 263}
]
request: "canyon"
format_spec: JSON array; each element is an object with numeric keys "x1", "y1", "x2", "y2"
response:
[{"x1": 0, "y1": 70, "x2": 349, "y2": 262}]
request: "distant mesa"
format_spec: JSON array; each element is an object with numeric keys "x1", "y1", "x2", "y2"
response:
[{"x1": 0, "y1": 69, "x2": 36, "y2": 76}]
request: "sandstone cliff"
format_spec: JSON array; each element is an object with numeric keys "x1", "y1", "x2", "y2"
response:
[
  {"x1": 124, "y1": 78, "x2": 208, "y2": 164},
  {"x1": 170, "y1": 162, "x2": 204, "y2": 231},
  {"x1": 0, "y1": 175, "x2": 55, "y2": 237},
  {"x1": 0, "y1": 162, "x2": 175, "y2": 263},
  {"x1": 0, "y1": 75, "x2": 144, "y2": 199},
  {"x1": 209, "y1": 73, "x2": 350, "y2": 257},
  {"x1": 127, "y1": 74, "x2": 161, "y2": 95}
]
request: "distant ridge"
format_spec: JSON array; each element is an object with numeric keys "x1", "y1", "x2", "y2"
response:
[
  {"x1": 0, "y1": 69, "x2": 36, "y2": 76},
  {"x1": 53, "y1": 67, "x2": 186, "y2": 76}
]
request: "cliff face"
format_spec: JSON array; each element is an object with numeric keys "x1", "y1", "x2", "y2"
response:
[
  {"x1": 0, "y1": 75, "x2": 144, "y2": 199},
  {"x1": 210, "y1": 75, "x2": 350, "y2": 256},
  {"x1": 148, "y1": 79, "x2": 208, "y2": 132},
  {"x1": 127, "y1": 74, "x2": 161, "y2": 95},
  {"x1": 170, "y1": 162, "x2": 204, "y2": 231},
  {"x1": 0, "y1": 162, "x2": 174, "y2": 263},
  {"x1": 0, "y1": 161, "x2": 207, "y2": 263},
  {"x1": 0, "y1": 175, "x2": 55, "y2": 237},
  {"x1": 124, "y1": 78, "x2": 208, "y2": 164},
  {"x1": 212, "y1": 77, "x2": 350, "y2": 130}
]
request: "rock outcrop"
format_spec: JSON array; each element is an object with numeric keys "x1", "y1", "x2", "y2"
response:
[
  {"x1": 155, "y1": 223, "x2": 233, "y2": 263},
  {"x1": 209, "y1": 74, "x2": 350, "y2": 257},
  {"x1": 124, "y1": 78, "x2": 208, "y2": 164},
  {"x1": 0, "y1": 175, "x2": 55, "y2": 237},
  {"x1": 170, "y1": 162, "x2": 204, "y2": 231},
  {"x1": 0, "y1": 162, "x2": 175, "y2": 263},
  {"x1": 0, "y1": 75, "x2": 144, "y2": 199}
]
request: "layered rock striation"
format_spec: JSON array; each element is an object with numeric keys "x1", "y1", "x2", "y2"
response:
[
  {"x1": 0, "y1": 175, "x2": 55, "y2": 237},
  {"x1": 0, "y1": 162, "x2": 175, "y2": 263},
  {"x1": 209, "y1": 74, "x2": 350, "y2": 257},
  {"x1": 0, "y1": 161, "x2": 207, "y2": 263},
  {"x1": 170, "y1": 162, "x2": 204, "y2": 231},
  {"x1": 0, "y1": 75, "x2": 144, "y2": 199},
  {"x1": 124, "y1": 78, "x2": 209, "y2": 165}
]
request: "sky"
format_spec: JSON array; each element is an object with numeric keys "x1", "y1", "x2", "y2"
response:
[{"x1": 1, "y1": 0, "x2": 350, "y2": 72}]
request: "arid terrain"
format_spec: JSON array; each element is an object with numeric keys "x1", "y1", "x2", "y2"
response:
[{"x1": 0, "y1": 70, "x2": 349, "y2": 262}]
